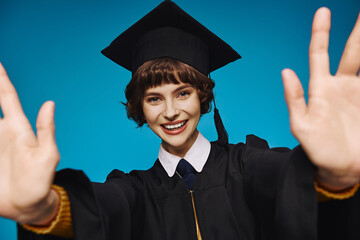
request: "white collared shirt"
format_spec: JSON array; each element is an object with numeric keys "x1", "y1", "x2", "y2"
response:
[{"x1": 158, "y1": 132, "x2": 211, "y2": 177}]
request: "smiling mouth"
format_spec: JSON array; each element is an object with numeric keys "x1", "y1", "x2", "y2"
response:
[{"x1": 162, "y1": 120, "x2": 187, "y2": 130}]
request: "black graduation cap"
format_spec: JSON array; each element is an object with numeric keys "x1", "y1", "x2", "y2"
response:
[
  {"x1": 101, "y1": 0, "x2": 240, "y2": 76},
  {"x1": 102, "y1": 0, "x2": 241, "y2": 144}
]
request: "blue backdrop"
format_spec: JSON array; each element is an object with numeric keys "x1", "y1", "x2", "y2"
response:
[{"x1": 0, "y1": 0, "x2": 359, "y2": 239}]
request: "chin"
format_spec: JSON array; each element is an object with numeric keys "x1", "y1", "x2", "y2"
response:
[{"x1": 160, "y1": 128, "x2": 198, "y2": 154}]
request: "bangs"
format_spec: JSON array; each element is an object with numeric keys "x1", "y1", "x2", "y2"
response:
[{"x1": 138, "y1": 57, "x2": 193, "y2": 90}]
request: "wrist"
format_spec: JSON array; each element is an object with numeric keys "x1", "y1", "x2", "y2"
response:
[
  {"x1": 32, "y1": 188, "x2": 60, "y2": 226},
  {"x1": 17, "y1": 189, "x2": 60, "y2": 225},
  {"x1": 315, "y1": 168, "x2": 360, "y2": 192},
  {"x1": 22, "y1": 185, "x2": 73, "y2": 238}
]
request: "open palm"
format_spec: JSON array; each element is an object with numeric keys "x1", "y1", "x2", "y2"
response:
[
  {"x1": 0, "y1": 64, "x2": 60, "y2": 224},
  {"x1": 283, "y1": 8, "x2": 360, "y2": 190}
]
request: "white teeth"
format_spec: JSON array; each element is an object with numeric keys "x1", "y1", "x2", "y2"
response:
[{"x1": 163, "y1": 121, "x2": 186, "y2": 130}]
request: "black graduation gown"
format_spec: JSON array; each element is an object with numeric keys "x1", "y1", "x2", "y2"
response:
[{"x1": 18, "y1": 135, "x2": 360, "y2": 240}]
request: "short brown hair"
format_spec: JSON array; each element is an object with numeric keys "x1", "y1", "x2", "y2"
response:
[{"x1": 125, "y1": 57, "x2": 215, "y2": 127}]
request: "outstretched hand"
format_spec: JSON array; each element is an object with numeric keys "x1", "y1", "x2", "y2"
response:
[
  {"x1": 0, "y1": 63, "x2": 60, "y2": 224},
  {"x1": 282, "y1": 8, "x2": 360, "y2": 190}
]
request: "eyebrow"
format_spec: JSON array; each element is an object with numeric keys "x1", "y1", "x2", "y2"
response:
[
  {"x1": 144, "y1": 84, "x2": 193, "y2": 97},
  {"x1": 171, "y1": 84, "x2": 192, "y2": 94}
]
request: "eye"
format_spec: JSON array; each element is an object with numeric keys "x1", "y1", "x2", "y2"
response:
[
  {"x1": 178, "y1": 91, "x2": 190, "y2": 99},
  {"x1": 147, "y1": 97, "x2": 160, "y2": 102}
]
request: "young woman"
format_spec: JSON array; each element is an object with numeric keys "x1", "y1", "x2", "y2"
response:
[{"x1": 0, "y1": 1, "x2": 360, "y2": 239}]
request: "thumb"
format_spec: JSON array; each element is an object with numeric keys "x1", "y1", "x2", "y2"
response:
[
  {"x1": 282, "y1": 69, "x2": 307, "y2": 118},
  {"x1": 282, "y1": 69, "x2": 307, "y2": 134},
  {"x1": 36, "y1": 101, "x2": 56, "y2": 148}
]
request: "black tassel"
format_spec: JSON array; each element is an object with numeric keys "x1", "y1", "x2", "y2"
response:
[
  {"x1": 208, "y1": 72, "x2": 228, "y2": 145},
  {"x1": 213, "y1": 105, "x2": 229, "y2": 145}
]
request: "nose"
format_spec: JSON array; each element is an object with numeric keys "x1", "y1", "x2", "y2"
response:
[{"x1": 163, "y1": 100, "x2": 180, "y2": 120}]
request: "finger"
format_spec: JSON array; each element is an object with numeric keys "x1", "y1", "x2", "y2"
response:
[
  {"x1": 282, "y1": 69, "x2": 307, "y2": 125},
  {"x1": 0, "y1": 63, "x2": 27, "y2": 119},
  {"x1": 36, "y1": 101, "x2": 57, "y2": 150},
  {"x1": 337, "y1": 13, "x2": 360, "y2": 75},
  {"x1": 309, "y1": 8, "x2": 331, "y2": 80}
]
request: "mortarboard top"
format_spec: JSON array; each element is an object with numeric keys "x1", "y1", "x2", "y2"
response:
[{"x1": 101, "y1": 0, "x2": 241, "y2": 76}]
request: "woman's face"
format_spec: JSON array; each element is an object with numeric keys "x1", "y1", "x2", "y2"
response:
[{"x1": 142, "y1": 82, "x2": 201, "y2": 157}]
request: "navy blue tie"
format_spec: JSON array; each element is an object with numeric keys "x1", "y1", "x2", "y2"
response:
[{"x1": 176, "y1": 158, "x2": 196, "y2": 190}]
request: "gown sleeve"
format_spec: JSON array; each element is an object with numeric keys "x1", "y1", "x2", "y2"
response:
[
  {"x1": 17, "y1": 169, "x2": 106, "y2": 240},
  {"x1": 242, "y1": 134, "x2": 360, "y2": 240},
  {"x1": 18, "y1": 168, "x2": 144, "y2": 240},
  {"x1": 317, "y1": 191, "x2": 360, "y2": 239}
]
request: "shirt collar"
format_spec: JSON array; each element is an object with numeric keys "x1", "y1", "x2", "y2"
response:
[{"x1": 158, "y1": 132, "x2": 211, "y2": 177}]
